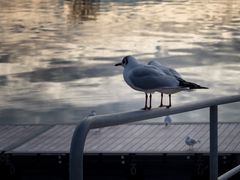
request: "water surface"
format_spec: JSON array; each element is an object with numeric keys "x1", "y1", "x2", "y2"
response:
[{"x1": 0, "y1": 0, "x2": 239, "y2": 124}]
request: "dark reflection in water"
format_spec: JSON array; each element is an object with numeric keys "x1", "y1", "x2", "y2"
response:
[
  {"x1": 0, "y1": 0, "x2": 239, "y2": 124},
  {"x1": 15, "y1": 63, "x2": 118, "y2": 82},
  {"x1": 69, "y1": 0, "x2": 100, "y2": 22}
]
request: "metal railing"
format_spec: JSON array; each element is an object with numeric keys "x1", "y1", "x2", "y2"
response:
[
  {"x1": 70, "y1": 95, "x2": 240, "y2": 180},
  {"x1": 218, "y1": 164, "x2": 240, "y2": 180}
]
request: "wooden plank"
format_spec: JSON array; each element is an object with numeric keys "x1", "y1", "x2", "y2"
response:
[
  {"x1": 129, "y1": 125, "x2": 160, "y2": 152},
  {"x1": 126, "y1": 125, "x2": 159, "y2": 152},
  {"x1": 86, "y1": 125, "x2": 143, "y2": 152},
  {"x1": 85, "y1": 126, "x2": 118, "y2": 149},
  {"x1": 6, "y1": 123, "x2": 240, "y2": 154},
  {"x1": 109, "y1": 125, "x2": 151, "y2": 152},
  {"x1": 85, "y1": 125, "x2": 123, "y2": 151},
  {"x1": 230, "y1": 124, "x2": 240, "y2": 152},
  {"x1": 222, "y1": 123, "x2": 240, "y2": 152},
  {"x1": 144, "y1": 124, "x2": 179, "y2": 152},
  {"x1": 12, "y1": 125, "x2": 75, "y2": 153},
  {"x1": 218, "y1": 124, "x2": 238, "y2": 152},
  {"x1": 234, "y1": 130, "x2": 240, "y2": 152},
  {"x1": 0, "y1": 125, "x2": 50, "y2": 152},
  {"x1": 135, "y1": 125, "x2": 164, "y2": 152},
  {"x1": 147, "y1": 124, "x2": 192, "y2": 152},
  {"x1": 218, "y1": 124, "x2": 236, "y2": 146},
  {"x1": 124, "y1": 125, "x2": 161, "y2": 151}
]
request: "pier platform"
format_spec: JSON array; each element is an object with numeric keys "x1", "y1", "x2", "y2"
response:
[{"x1": 1, "y1": 122, "x2": 240, "y2": 179}]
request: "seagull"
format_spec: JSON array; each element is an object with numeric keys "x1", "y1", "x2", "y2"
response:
[
  {"x1": 148, "y1": 59, "x2": 208, "y2": 108},
  {"x1": 185, "y1": 136, "x2": 200, "y2": 149},
  {"x1": 164, "y1": 116, "x2": 172, "y2": 127},
  {"x1": 115, "y1": 56, "x2": 164, "y2": 110},
  {"x1": 115, "y1": 56, "x2": 208, "y2": 110}
]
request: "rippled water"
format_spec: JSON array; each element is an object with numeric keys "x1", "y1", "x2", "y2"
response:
[{"x1": 0, "y1": 0, "x2": 239, "y2": 124}]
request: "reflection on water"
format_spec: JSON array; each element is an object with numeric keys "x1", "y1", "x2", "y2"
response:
[
  {"x1": 70, "y1": 0, "x2": 100, "y2": 22},
  {"x1": 0, "y1": 0, "x2": 239, "y2": 124}
]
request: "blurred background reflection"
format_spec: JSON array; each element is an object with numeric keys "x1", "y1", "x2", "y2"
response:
[
  {"x1": 69, "y1": 0, "x2": 100, "y2": 22},
  {"x1": 0, "y1": 0, "x2": 239, "y2": 124}
]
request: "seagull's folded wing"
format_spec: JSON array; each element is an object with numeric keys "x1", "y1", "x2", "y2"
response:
[
  {"x1": 167, "y1": 68, "x2": 182, "y2": 79},
  {"x1": 128, "y1": 66, "x2": 179, "y2": 90},
  {"x1": 149, "y1": 60, "x2": 182, "y2": 79}
]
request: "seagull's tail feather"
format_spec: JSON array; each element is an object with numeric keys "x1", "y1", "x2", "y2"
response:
[{"x1": 179, "y1": 79, "x2": 208, "y2": 89}]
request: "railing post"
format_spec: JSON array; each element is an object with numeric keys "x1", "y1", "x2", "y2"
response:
[
  {"x1": 210, "y1": 105, "x2": 218, "y2": 180},
  {"x1": 70, "y1": 120, "x2": 91, "y2": 180}
]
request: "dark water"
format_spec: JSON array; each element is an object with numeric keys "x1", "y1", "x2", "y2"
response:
[{"x1": 0, "y1": 0, "x2": 239, "y2": 124}]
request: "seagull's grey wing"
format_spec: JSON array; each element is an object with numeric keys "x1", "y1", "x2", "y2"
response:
[
  {"x1": 190, "y1": 138, "x2": 197, "y2": 144},
  {"x1": 148, "y1": 60, "x2": 162, "y2": 67},
  {"x1": 128, "y1": 66, "x2": 179, "y2": 90},
  {"x1": 148, "y1": 60, "x2": 182, "y2": 79},
  {"x1": 166, "y1": 68, "x2": 182, "y2": 79}
]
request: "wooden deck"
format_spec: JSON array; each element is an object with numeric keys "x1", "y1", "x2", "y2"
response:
[{"x1": 1, "y1": 122, "x2": 240, "y2": 154}]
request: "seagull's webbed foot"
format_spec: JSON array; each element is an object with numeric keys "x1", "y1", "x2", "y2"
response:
[
  {"x1": 166, "y1": 105, "x2": 171, "y2": 109},
  {"x1": 159, "y1": 105, "x2": 171, "y2": 108},
  {"x1": 141, "y1": 106, "x2": 151, "y2": 110}
]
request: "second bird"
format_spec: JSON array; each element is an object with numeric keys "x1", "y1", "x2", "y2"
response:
[{"x1": 115, "y1": 56, "x2": 208, "y2": 110}]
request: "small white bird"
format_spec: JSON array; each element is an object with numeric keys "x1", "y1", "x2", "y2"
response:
[
  {"x1": 115, "y1": 56, "x2": 208, "y2": 110},
  {"x1": 185, "y1": 136, "x2": 200, "y2": 149},
  {"x1": 148, "y1": 59, "x2": 208, "y2": 108},
  {"x1": 164, "y1": 116, "x2": 172, "y2": 127}
]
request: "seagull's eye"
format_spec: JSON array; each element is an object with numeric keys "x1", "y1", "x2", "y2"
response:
[{"x1": 122, "y1": 57, "x2": 128, "y2": 65}]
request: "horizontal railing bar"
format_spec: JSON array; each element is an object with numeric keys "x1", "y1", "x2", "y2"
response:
[
  {"x1": 218, "y1": 164, "x2": 240, "y2": 180},
  {"x1": 88, "y1": 95, "x2": 240, "y2": 129}
]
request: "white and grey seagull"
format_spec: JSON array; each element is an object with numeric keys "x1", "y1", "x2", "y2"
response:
[
  {"x1": 164, "y1": 116, "x2": 172, "y2": 127},
  {"x1": 115, "y1": 55, "x2": 208, "y2": 110},
  {"x1": 185, "y1": 136, "x2": 200, "y2": 149}
]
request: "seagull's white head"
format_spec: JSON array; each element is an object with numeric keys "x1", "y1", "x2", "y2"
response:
[{"x1": 115, "y1": 56, "x2": 138, "y2": 68}]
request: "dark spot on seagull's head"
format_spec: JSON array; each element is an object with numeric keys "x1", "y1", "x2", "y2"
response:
[
  {"x1": 122, "y1": 56, "x2": 129, "y2": 65},
  {"x1": 115, "y1": 55, "x2": 137, "y2": 67},
  {"x1": 115, "y1": 56, "x2": 129, "y2": 67}
]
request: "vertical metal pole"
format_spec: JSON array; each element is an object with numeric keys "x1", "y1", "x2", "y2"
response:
[
  {"x1": 210, "y1": 105, "x2": 218, "y2": 180},
  {"x1": 70, "y1": 120, "x2": 90, "y2": 180}
]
